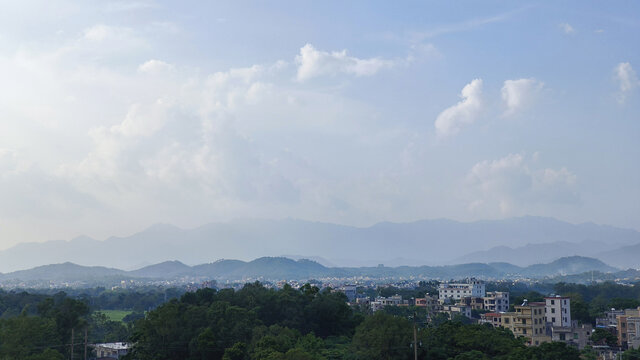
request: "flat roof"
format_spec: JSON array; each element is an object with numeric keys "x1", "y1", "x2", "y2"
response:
[{"x1": 93, "y1": 343, "x2": 130, "y2": 350}]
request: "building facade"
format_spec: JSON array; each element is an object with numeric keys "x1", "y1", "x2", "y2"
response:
[
  {"x1": 484, "y1": 291, "x2": 510, "y2": 312},
  {"x1": 438, "y1": 279, "x2": 485, "y2": 301},
  {"x1": 545, "y1": 296, "x2": 571, "y2": 328},
  {"x1": 93, "y1": 342, "x2": 130, "y2": 359},
  {"x1": 550, "y1": 320, "x2": 593, "y2": 350},
  {"x1": 502, "y1": 301, "x2": 550, "y2": 346}
]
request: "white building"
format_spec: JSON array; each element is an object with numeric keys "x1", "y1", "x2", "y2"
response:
[
  {"x1": 438, "y1": 279, "x2": 485, "y2": 301},
  {"x1": 93, "y1": 342, "x2": 130, "y2": 359},
  {"x1": 483, "y1": 291, "x2": 510, "y2": 312},
  {"x1": 545, "y1": 296, "x2": 571, "y2": 327}
]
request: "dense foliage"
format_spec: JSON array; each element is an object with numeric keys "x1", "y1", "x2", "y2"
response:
[
  {"x1": 127, "y1": 283, "x2": 585, "y2": 360},
  {"x1": 128, "y1": 282, "x2": 361, "y2": 359},
  {"x1": 4, "y1": 281, "x2": 640, "y2": 359},
  {"x1": 0, "y1": 291, "x2": 134, "y2": 359}
]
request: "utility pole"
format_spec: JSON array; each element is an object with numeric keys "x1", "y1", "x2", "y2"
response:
[
  {"x1": 70, "y1": 328, "x2": 74, "y2": 360},
  {"x1": 84, "y1": 327, "x2": 88, "y2": 360},
  {"x1": 413, "y1": 311, "x2": 418, "y2": 360}
]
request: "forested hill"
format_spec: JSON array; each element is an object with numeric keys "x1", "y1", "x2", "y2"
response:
[{"x1": 0, "y1": 256, "x2": 619, "y2": 284}]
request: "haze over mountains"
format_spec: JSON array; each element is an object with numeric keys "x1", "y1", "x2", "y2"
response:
[
  {"x1": 1, "y1": 216, "x2": 638, "y2": 273},
  {"x1": 0, "y1": 256, "x2": 620, "y2": 284}
]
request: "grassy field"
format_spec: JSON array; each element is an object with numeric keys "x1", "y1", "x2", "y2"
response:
[{"x1": 95, "y1": 309, "x2": 133, "y2": 322}]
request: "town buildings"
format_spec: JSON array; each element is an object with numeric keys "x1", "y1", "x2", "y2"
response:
[
  {"x1": 336, "y1": 284, "x2": 357, "y2": 302},
  {"x1": 484, "y1": 291, "x2": 510, "y2": 312},
  {"x1": 545, "y1": 296, "x2": 572, "y2": 328},
  {"x1": 617, "y1": 308, "x2": 640, "y2": 349},
  {"x1": 370, "y1": 295, "x2": 407, "y2": 312},
  {"x1": 501, "y1": 301, "x2": 550, "y2": 346},
  {"x1": 438, "y1": 279, "x2": 485, "y2": 301}
]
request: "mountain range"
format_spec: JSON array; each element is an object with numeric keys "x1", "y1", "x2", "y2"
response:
[
  {"x1": 0, "y1": 256, "x2": 620, "y2": 284},
  {"x1": 0, "y1": 216, "x2": 638, "y2": 273}
]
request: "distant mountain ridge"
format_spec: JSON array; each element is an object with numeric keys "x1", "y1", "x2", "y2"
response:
[
  {"x1": 0, "y1": 216, "x2": 638, "y2": 272},
  {"x1": 0, "y1": 256, "x2": 618, "y2": 284}
]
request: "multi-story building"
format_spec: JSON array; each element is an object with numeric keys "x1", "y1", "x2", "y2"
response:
[
  {"x1": 617, "y1": 308, "x2": 640, "y2": 349},
  {"x1": 545, "y1": 296, "x2": 571, "y2": 328},
  {"x1": 480, "y1": 312, "x2": 502, "y2": 327},
  {"x1": 550, "y1": 320, "x2": 593, "y2": 350},
  {"x1": 502, "y1": 301, "x2": 550, "y2": 346},
  {"x1": 415, "y1": 294, "x2": 440, "y2": 314},
  {"x1": 458, "y1": 296, "x2": 485, "y2": 310},
  {"x1": 441, "y1": 304, "x2": 472, "y2": 319},
  {"x1": 483, "y1": 291, "x2": 510, "y2": 312},
  {"x1": 370, "y1": 295, "x2": 406, "y2": 312},
  {"x1": 596, "y1": 309, "x2": 625, "y2": 327},
  {"x1": 438, "y1": 279, "x2": 485, "y2": 301},
  {"x1": 337, "y1": 285, "x2": 357, "y2": 302}
]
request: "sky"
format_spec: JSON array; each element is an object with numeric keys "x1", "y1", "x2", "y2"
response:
[{"x1": 0, "y1": 0, "x2": 639, "y2": 249}]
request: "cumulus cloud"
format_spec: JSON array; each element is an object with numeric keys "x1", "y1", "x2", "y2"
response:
[
  {"x1": 138, "y1": 59, "x2": 174, "y2": 74},
  {"x1": 434, "y1": 79, "x2": 483, "y2": 136},
  {"x1": 466, "y1": 153, "x2": 578, "y2": 215},
  {"x1": 560, "y1": 23, "x2": 575, "y2": 34},
  {"x1": 295, "y1": 43, "x2": 394, "y2": 81},
  {"x1": 0, "y1": 150, "x2": 99, "y2": 219},
  {"x1": 615, "y1": 62, "x2": 639, "y2": 103},
  {"x1": 501, "y1": 78, "x2": 544, "y2": 116}
]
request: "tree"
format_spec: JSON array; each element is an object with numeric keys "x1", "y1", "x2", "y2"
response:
[
  {"x1": 508, "y1": 342, "x2": 581, "y2": 360},
  {"x1": 222, "y1": 342, "x2": 248, "y2": 360},
  {"x1": 351, "y1": 312, "x2": 412, "y2": 360},
  {"x1": 590, "y1": 328, "x2": 617, "y2": 347},
  {"x1": 622, "y1": 348, "x2": 640, "y2": 360}
]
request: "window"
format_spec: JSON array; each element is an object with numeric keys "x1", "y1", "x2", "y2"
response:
[
  {"x1": 523, "y1": 329, "x2": 527, "y2": 334},
  {"x1": 522, "y1": 319, "x2": 527, "y2": 325},
  {"x1": 552, "y1": 317, "x2": 556, "y2": 323},
  {"x1": 551, "y1": 300, "x2": 555, "y2": 305},
  {"x1": 551, "y1": 308, "x2": 555, "y2": 313}
]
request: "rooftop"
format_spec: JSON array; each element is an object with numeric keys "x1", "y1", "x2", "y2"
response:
[{"x1": 93, "y1": 343, "x2": 130, "y2": 350}]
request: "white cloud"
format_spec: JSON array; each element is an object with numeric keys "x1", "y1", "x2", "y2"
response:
[
  {"x1": 466, "y1": 153, "x2": 579, "y2": 215},
  {"x1": 615, "y1": 62, "x2": 639, "y2": 103},
  {"x1": 434, "y1": 79, "x2": 483, "y2": 136},
  {"x1": 560, "y1": 23, "x2": 575, "y2": 34},
  {"x1": 83, "y1": 24, "x2": 129, "y2": 41},
  {"x1": 105, "y1": 1, "x2": 156, "y2": 12},
  {"x1": 295, "y1": 43, "x2": 394, "y2": 81},
  {"x1": 501, "y1": 78, "x2": 544, "y2": 116},
  {"x1": 138, "y1": 59, "x2": 174, "y2": 74}
]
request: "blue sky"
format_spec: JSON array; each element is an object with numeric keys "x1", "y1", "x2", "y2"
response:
[{"x1": 0, "y1": 0, "x2": 638, "y2": 247}]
